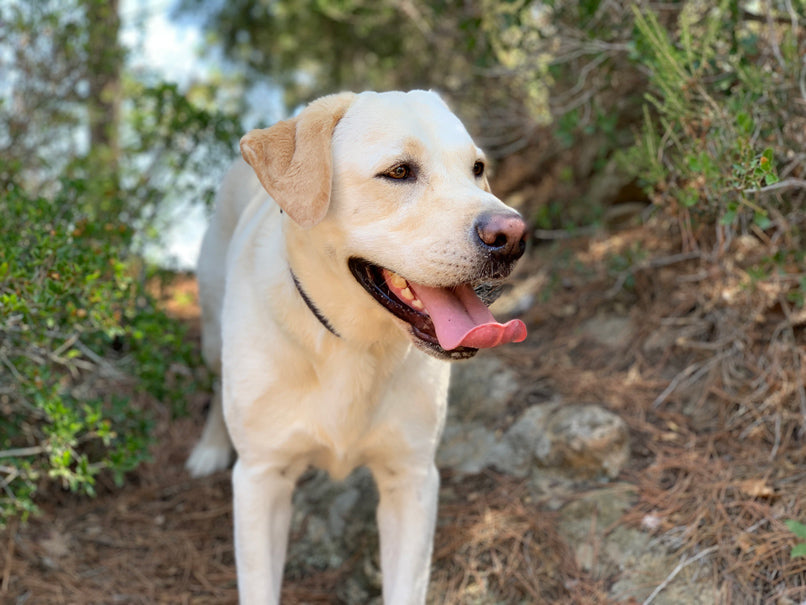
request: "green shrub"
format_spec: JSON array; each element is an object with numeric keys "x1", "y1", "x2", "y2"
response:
[
  {"x1": 0, "y1": 176, "x2": 203, "y2": 524},
  {"x1": 619, "y1": 2, "x2": 804, "y2": 233}
]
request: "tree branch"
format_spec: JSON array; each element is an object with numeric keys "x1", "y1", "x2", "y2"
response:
[{"x1": 743, "y1": 178, "x2": 806, "y2": 195}]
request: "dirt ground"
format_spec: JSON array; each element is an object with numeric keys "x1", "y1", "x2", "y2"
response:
[{"x1": 3, "y1": 218, "x2": 806, "y2": 603}]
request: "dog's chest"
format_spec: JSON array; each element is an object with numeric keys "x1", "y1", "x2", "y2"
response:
[
  {"x1": 226, "y1": 317, "x2": 447, "y2": 481},
  {"x1": 274, "y1": 345, "x2": 413, "y2": 480}
]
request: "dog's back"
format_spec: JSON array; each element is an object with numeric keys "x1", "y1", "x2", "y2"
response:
[
  {"x1": 186, "y1": 159, "x2": 271, "y2": 477},
  {"x1": 197, "y1": 158, "x2": 267, "y2": 373}
]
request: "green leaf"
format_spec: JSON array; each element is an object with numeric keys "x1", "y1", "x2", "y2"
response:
[
  {"x1": 754, "y1": 211, "x2": 772, "y2": 230},
  {"x1": 791, "y1": 543, "x2": 806, "y2": 558},
  {"x1": 736, "y1": 111, "x2": 753, "y2": 134},
  {"x1": 785, "y1": 519, "x2": 806, "y2": 540},
  {"x1": 720, "y1": 202, "x2": 738, "y2": 226},
  {"x1": 681, "y1": 187, "x2": 699, "y2": 208}
]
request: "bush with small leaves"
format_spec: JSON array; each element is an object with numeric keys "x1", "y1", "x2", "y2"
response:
[{"x1": 0, "y1": 176, "x2": 204, "y2": 524}]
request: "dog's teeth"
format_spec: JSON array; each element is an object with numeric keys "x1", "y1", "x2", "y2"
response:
[
  {"x1": 385, "y1": 269, "x2": 422, "y2": 309},
  {"x1": 390, "y1": 273, "x2": 408, "y2": 289}
]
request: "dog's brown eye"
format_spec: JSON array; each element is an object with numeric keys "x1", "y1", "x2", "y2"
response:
[
  {"x1": 473, "y1": 161, "x2": 485, "y2": 177},
  {"x1": 386, "y1": 164, "x2": 412, "y2": 180}
]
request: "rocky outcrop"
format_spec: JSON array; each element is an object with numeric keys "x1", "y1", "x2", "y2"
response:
[
  {"x1": 283, "y1": 352, "x2": 714, "y2": 603},
  {"x1": 440, "y1": 358, "x2": 630, "y2": 481}
]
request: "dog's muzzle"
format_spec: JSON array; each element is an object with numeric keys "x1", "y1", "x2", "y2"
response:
[{"x1": 348, "y1": 211, "x2": 529, "y2": 360}]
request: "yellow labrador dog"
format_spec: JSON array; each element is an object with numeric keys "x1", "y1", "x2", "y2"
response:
[{"x1": 186, "y1": 90, "x2": 527, "y2": 604}]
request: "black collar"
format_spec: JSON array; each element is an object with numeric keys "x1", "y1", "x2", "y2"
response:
[{"x1": 290, "y1": 270, "x2": 341, "y2": 338}]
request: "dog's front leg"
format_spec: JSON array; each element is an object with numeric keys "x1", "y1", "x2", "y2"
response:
[
  {"x1": 232, "y1": 459, "x2": 296, "y2": 605},
  {"x1": 373, "y1": 462, "x2": 440, "y2": 605}
]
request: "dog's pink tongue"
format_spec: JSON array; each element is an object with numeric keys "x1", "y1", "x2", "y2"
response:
[{"x1": 409, "y1": 283, "x2": 527, "y2": 350}]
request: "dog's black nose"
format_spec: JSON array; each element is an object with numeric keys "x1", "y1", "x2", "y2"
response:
[{"x1": 475, "y1": 212, "x2": 528, "y2": 261}]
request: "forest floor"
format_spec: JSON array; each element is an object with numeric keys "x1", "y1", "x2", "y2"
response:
[{"x1": 3, "y1": 213, "x2": 806, "y2": 603}]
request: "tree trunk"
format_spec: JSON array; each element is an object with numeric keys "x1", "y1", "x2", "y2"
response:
[{"x1": 84, "y1": 0, "x2": 122, "y2": 183}]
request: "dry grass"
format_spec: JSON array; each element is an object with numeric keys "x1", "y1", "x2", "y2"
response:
[
  {"x1": 524, "y1": 220, "x2": 806, "y2": 601},
  {"x1": 431, "y1": 472, "x2": 607, "y2": 603}
]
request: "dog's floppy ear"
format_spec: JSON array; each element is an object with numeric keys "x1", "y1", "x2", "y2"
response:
[{"x1": 240, "y1": 92, "x2": 356, "y2": 229}]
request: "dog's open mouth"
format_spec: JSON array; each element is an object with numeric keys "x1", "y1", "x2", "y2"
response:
[{"x1": 348, "y1": 258, "x2": 527, "y2": 359}]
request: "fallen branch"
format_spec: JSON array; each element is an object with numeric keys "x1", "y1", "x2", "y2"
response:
[
  {"x1": 743, "y1": 178, "x2": 806, "y2": 195},
  {"x1": 0, "y1": 446, "x2": 44, "y2": 459}
]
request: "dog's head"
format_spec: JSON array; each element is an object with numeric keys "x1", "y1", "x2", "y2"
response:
[{"x1": 240, "y1": 90, "x2": 527, "y2": 360}]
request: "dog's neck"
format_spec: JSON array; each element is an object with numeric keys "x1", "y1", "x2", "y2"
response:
[{"x1": 290, "y1": 269, "x2": 341, "y2": 338}]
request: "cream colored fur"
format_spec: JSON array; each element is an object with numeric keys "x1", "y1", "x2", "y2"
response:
[{"x1": 186, "y1": 90, "x2": 523, "y2": 604}]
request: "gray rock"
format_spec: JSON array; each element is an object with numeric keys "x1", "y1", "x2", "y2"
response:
[
  {"x1": 493, "y1": 402, "x2": 557, "y2": 477},
  {"x1": 438, "y1": 353, "x2": 528, "y2": 475},
  {"x1": 541, "y1": 403, "x2": 630, "y2": 479},
  {"x1": 286, "y1": 468, "x2": 381, "y2": 594},
  {"x1": 557, "y1": 485, "x2": 716, "y2": 604},
  {"x1": 279, "y1": 352, "x2": 639, "y2": 602},
  {"x1": 608, "y1": 539, "x2": 718, "y2": 604},
  {"x1": 328, "y1": 487, "x2": 360, "y2": 538},
  {"x1": 448, "y1": 355, "x2": 521, "y2": 422},
  {"x1": 580, "y1": 314, "x2": 634, "y2": 349},
  {"x1": 437, "y1": 422, "x2": 500, "y2": 475},
  {"x1": 439, "y1": 399, "x2": 629, "y2": 483}
]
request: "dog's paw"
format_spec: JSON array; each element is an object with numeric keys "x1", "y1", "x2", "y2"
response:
[{"x1": 185, "y1": 443, "x2": 233, "y2": 477}]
